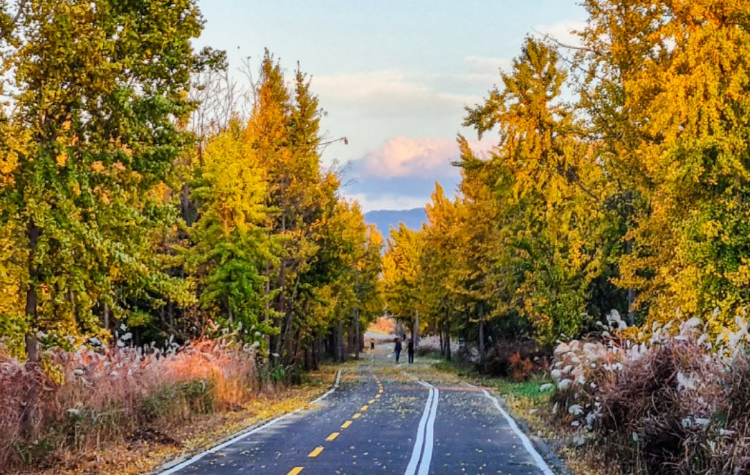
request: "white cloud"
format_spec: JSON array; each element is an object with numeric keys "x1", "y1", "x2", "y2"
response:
[
  {"x1": 314, "y1": 70, "x2": 474, "y2": 118},
  {"x1": 532, "y1": 21, "x2": 586, "y2": 48},
  {"x1": 343, "y1": 192, "x2": 429, "y2": 213},
  {"x1": 465, "y1": 55, "x2": 510, "y2": 75}
]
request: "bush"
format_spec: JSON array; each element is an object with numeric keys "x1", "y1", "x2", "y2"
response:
[
  {"x1": 481, "y1": 339, "x2": 549, "y2": 380},
  {"x1": 0, "y1": 338, "x2": 258, "y2": 472},
  {"x1": 547, "y1": 317, "x2": 750, "y2": 475},
  {"x1": 416, "y1": 335, "x2": 457, "y2": 356}
]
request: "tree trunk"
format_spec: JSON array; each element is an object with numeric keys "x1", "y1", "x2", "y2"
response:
[
  {"x1": 103, "y1": 303, "x2": 110, "y2": 336},
  {"x1": 22, "y1": 221, "x2": 42, "y2": 440},
  {"x1": 311, "y1": 336, "x2": 319, "y2": 371},
  {"x1": 625, "y1": 239, "x2": 636, "y2": 326},
  {"x1": 479, "y1": 319, "x2": 485, "y2": 368},
  {"x1": 336, "y1": 320, "x2": 344, "y2": 362},
  {"x1": 445, "y1": 317, "x2": 452, "y2": 362},
  {"x1": 413, "y1": 310, "x2": 419, "y2": 346},
  {"x1": 354, "y1": 308, "x2": 360, "y2": 360},
  {"x1": 264, "y1": 258, "x2": 271, "y2": 359}
]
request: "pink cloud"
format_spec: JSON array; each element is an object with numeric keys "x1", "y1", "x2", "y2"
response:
[
  {"x1": 362, "y1": 136, "x2": 455, "y2": 178},
  {"x1": 360, "y1": 136, "x2": 495, "y2": 179}
]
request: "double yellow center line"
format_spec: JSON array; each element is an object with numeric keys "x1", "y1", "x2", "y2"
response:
[{"x1": 286, "y1": 377, "x2": 384, "y2": 475}]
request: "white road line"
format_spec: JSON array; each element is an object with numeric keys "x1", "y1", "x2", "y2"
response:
[
  {"x1": 474, "y1": 386, "x2": 555, "y2": 475},
  {"x1": 405, "y1": 386, "x2": 434, "y2": 475},
  {"x1": 405, "y1": 379, "x2": 439, "y2": 475},
  {"x1": 159, "y1": 409, "x2": 301, "y2": 475},
  {"x1": 417, "y1": 384, "x2": 439, "y2": 475},
  {"x1": 312, "y1": 368, "x2": 342, "y2": 404},
  {"x1": 159, "y1": 368, "x2": 342, "y2": 475}
]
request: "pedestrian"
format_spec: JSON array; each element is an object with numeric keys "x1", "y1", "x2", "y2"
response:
[
  {"x1": 407, "y1": 337, "x2": 414, "y2": 364},
  {"x1": 370, "y1": 339, "x2": 375, "y2": 350},
  {"x1": 394, "y1": 338, "x2": 402, "y2": 363}
]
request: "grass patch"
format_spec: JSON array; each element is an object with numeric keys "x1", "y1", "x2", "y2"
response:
[
  {"x1": 491, "y1": 375, "x2": 555, "y2": 433},
  {"x1": 493, "y1": 376, "x2": 554, "y2": 404},
  {"x1": 432, "y1": 358, "x2": 479, "y2": 378}
]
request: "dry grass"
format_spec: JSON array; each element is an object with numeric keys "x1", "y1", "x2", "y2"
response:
[
  {"x1": 548, "y1": 323, "x2": 750, "y2": 475},
  {"x1": 28, "y1": 364, "x2": 339, "y2": 475},
  {"x1": 0, "y1": 339, "x2": 262, "y2": 473}
]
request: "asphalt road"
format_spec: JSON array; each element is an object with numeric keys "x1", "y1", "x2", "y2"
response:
[{"x1": 160, "y1": 348, "x2": 554, "y2": 475}]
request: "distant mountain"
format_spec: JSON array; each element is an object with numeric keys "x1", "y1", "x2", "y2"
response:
[{"x1": 364, "y1": 208, "x2": 427, "y2": 237}]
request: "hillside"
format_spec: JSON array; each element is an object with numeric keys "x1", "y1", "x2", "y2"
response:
[{"x1": 364, "y1": 208, "x2": 427, "y2": 236}]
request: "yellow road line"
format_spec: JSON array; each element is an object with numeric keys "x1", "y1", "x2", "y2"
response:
[
  {"x1": 378, "y1": 389, "x2": 383, "y2": 393},
  {"x1": 326, "y1": 432, "x2": 340, "y2": 441},
  {"x1": 342, "y1": 420, "x2": 352, "y2": 428},
  {"x1": 286, "y1": 468, "x2": 304, "y2": 475},
  {"x1": 368, "y1": 399, "x2": 375, "y2": 404},
  {"x1": 308, "y1": 446, "x2": 324, "y2": 458},
  {"x1": 375, "y1": 394, "x2": 381, "y2": 399},
  {"x1": 353, "y1": 413, "x2": 361, "y2": 419},
  {"x1": 361, "y1": 405, "x2": 369, "y2": 411}
]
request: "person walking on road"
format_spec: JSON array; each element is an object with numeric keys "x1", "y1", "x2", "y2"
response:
[
  {"x1": 407, "y1": 337, "x2": 414, "y2": 364},
  {"x1": 394, "y1": 338, "x2": 402, "y2": 363}
]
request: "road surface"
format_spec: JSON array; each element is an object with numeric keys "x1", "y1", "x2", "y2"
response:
[{"x1": 160, "y1": 349, "x2": 554, "y2": 475}]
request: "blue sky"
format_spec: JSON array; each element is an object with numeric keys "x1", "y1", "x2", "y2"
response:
[{"x1": 196, "y1": 1, "x2": 586, "y2": 211}]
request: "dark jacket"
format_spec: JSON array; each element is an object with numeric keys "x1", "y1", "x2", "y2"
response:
[{"x1": 395, "y1": 340, "x2": 402, "y2": 352}]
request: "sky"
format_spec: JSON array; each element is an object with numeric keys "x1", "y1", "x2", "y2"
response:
[{"x1": 195, "y1": 1, "x2": 587, "y2": 212}]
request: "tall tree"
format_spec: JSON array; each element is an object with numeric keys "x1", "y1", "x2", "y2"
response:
[
  {"x1": 188, "y1": 119, "x2": 275, "y2": 347},
  {"x1": 382, "y1": 223, "x2": 422, "y2": 330},
  {"x1": 578, "y1": 0, "x2": 750, "y2": 326},
  {"x1": 463, "y1": 37, "x2": 611, "y2": 344},
  {"x1": 0, "y1": 0, "x2": 216, "y2": 435}
]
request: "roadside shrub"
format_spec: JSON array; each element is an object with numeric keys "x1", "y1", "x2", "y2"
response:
[
  {"x1": 711, "y1": 354, "x2": 750, "y2": 474},
  {"x1": 0, "y1": 338, "x2": 257, "y2": 472},
  {"x1": 547, "y1": 317, "x2": 750, "y2": 475},
  {"x1": 482, "y1": 339, "x2": 549, "y2": 379},
  {"x1": 416, "y1": 335, "x2": 457, "y2": 356}
]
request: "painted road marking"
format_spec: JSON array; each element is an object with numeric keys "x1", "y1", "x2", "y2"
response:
[
  {"x1": 353, "y1": 413, "x2": 361, "y2": 419},
  {"x1": 477, "y1": 386, "x2": 555, "y2": 475},
  {"x1": 379, "y1": 389, "x2": 383, "y2": 393},
  {"x1": 342, "y1": 420, "x2": 352, "y2": 428},
  {"x1": 160, "y1": 369, "x2": 343, "y2": 475},
  {"x1": 361, "y1": 405, "x2": 369, "y2": 411},
  {"x1": 308, "y1": 446, "x2": 324, "y2": 458},
  {"x1": 375, "y1": 394, "x2": 381, "y2": 399},
  {"x1": 286, "y1": 468, "x2": 304, "y2": 475},
  {"x1": 405, "y1": 380, "x2": 439, "y2": 475},
  {"x1": 326, "y1": 432, "x2": 340, "y2": 441},
  {"x1": 418, "y1": 383, "x2": 439, "y2": 475},
  {"x1": 311, "y1": 369, "x2": 343, "y2": 404},
  {"x1": 369, "y1": 399, "x2": 375, "y2": 404}
]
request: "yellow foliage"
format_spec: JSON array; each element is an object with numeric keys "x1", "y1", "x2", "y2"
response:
[{"x1": 55, "y1": 152, "x2": 67, "y2": 167}]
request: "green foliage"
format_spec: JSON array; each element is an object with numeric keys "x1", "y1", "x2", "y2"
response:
[
  {"x1": 0, "y1": 3, "x2": 380, "y2": 372},
  {"x1": 0, "y1": 0, "x2": 214, "y2": 355},
  {"x1": 388, "y1": 1, "x2": 750, "y2": 351},
  {"x1": 398, "y1": 38, "x2": 614, "y2": 347}
]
